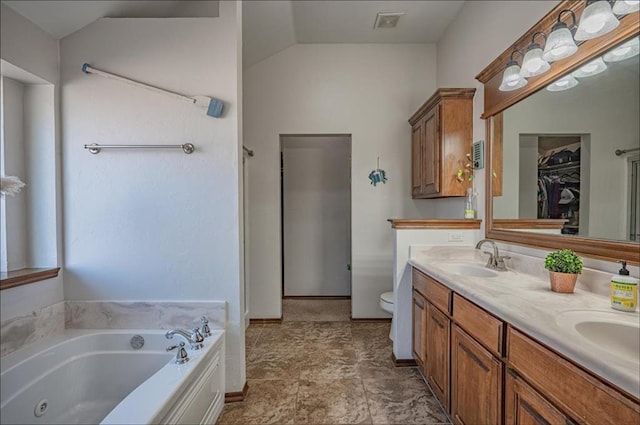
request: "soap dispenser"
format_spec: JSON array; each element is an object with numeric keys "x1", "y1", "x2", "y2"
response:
[{"x1": 610, "y1": 260, "x2": 638, "y2": 312}]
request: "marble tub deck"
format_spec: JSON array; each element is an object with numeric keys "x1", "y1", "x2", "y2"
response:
[{"x1": 217, "y1": 320, "x2": 450, "y2": 425}]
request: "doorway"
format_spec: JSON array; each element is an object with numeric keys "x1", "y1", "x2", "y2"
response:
[{"x1": 280, "y1": 135, "x2": 352, "y2": 299}]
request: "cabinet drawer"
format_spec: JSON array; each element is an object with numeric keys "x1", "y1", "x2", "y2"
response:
[
  {"x1": 453, "y1": 293, "x2": 503, "y2": 357},
  {"x1": 507, "y1": 327, "x2": 640, "y2": 425},
  {"x1": 412, "y1": 268, "x2": 451, "y2": 314}
]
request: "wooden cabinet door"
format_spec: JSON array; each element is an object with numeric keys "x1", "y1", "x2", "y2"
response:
[
  {"x1": 412, "y1": 290, "x2": 427, "y2": 371},
  {"x1": 422, "y1": 104, "x2": 440, "y2": 196},
  {"x1": 505, "y1": 369, "x2": 571, "y2": 425},
  {"x1": 426, "y1": 303, "x2": 450, "y2": 411},
  {"x1": 411, "y1": 119, "x2": 424, "y2": 197},
  {"x1": 451, "y1": 325, "x2": 502, "y2": 425}
]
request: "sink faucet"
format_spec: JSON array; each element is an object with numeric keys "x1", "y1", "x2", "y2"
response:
[
  {"x1": 165, "y1": 328, "x2": 205, "y2": 350},
  {"x1": 475, "y1": 239, "x2": 510, "y2": 271}
]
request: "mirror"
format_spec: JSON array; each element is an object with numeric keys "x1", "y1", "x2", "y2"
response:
[
  {"x1": 478, "y1": 0, "x2": 640, "y2": 263},
  {"x1": 494, "y1": 42, "x2": 639, "y2": 242}
]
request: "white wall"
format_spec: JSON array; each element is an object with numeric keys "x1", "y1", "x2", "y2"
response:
[
  {"x1": 60, "y1": 2, "x2": 244, "y2": 392},
  {"x1": 245, "y1": 44, "x2": 438, "y2": 318},
  {"x1": 436, "y1": 0, "x2": 560, "y2": 235},
  {"x1": 1, "y1": 77, "x2": 28, "y2": 271},
  {"x1": 282, "y1": 135, "x2": 351, "y2": 296},
  {"x1": 0, "y1": 3, "x2": 63, "y2": 322}
]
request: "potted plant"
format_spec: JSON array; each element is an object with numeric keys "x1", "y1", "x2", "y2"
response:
[{"x1": 544, "y1": 249, "x2": 583, "y2": 293}]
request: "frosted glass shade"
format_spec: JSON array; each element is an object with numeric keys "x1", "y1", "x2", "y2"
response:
[
  {"x1": 499, "y1": 62, "x2": 528, "y2": 91},
  {"x1": 543, "y1": 24, "x2": 579, "y2": 62},
  {"x1": 612, "y1": 0, "x2": 640, "y2": 15},
  {"x1": 575, "y1": 0, "x2": 620, "y2": 41},
  {"x1": 547, "y1": 75, "x2": 579, "y2": 91},
  {"x1": 572, "y1": 57, "x2": 607, "y2": 78},
  {"x1": 604, "y1": 37, "x2": 640, "y2": 62},
  {"x1": 520, "y1": 45, "x2": 551, "y2": 77}
]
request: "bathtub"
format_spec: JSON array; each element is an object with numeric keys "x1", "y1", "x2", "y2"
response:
[{"x1": 0, "y1": 329, "x2": 225, "y2": 425}]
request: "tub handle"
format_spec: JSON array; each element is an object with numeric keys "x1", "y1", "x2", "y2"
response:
[{"x1": 166, "y1": 342, "x2": 189, "y2": 364}]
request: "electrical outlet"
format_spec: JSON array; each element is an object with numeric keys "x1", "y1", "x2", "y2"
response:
[{"x1": 448, "y1": 231, "x2": 464, "y2": 242}]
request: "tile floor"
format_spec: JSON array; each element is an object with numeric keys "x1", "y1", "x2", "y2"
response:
[{"x1": 216, "y1": 301, "x2": 450, "y2": 425}]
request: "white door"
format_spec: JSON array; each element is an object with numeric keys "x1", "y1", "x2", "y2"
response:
[{"x1": 282, "y1": 135, "x2": 351, "y2": 296}]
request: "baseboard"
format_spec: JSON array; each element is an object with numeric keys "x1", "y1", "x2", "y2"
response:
[
  {"x1": 283, "y1": 296, "x2": 351, "y2": 300},
  {"x1": 350, "y1": 317, "x2": 392, "y2": 323},
  {"x1": 225, "y1": 381, "x2": 249, "y2": 403},
  {"x1": 249, "y1": 318, "x2": 283, "y2": 324},
  {"x1": 392, "y1": 352, "x2": 417, "y2": 367}
]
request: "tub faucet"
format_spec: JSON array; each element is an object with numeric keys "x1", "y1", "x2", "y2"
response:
[
  {"x1": 165, "y1": 328, "x2": 205, "y2": 350},
  {"x1": 200, "y1": 316, "x2": 212, "y2": 338},
  {"x1": 166, "y1": 341, "x2": 189, "y2": 364},
  {"x1": 475, "y1": 239, "x2": 510, "y2": 271}
]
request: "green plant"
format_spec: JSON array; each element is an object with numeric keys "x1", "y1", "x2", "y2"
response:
[{"x1": 544, "y1": 249, "x2": 583, "y2": 274}]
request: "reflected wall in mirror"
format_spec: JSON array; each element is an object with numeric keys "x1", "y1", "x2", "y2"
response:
[
  {"x1": 478, "y1": 0, "x2": 640, "y2": 263},
  {"x1": 494, "y1": 47, "x2": 639, "y2": 242}
]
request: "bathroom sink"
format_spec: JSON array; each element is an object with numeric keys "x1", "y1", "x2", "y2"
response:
[
  {"x1": 556, "y1": 310, "x2": 640, "y2": 364},
  {"x1": 443, "y1": 263, "x2": 499, "y2": 278}
]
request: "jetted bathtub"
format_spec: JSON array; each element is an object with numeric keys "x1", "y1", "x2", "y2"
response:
[{"x1": 0, "y1": 329, "x2": 225, "y2": 425}]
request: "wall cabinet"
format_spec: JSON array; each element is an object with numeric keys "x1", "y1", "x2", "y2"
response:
[
  {"x1": 411, "y1": 266, "x2": 640, "y2": 425},
  {"x1": 408, "y1": 88, "x2": 475, "y2": 199}
]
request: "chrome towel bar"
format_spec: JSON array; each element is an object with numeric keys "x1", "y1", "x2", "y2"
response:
[
  {"x1": 84, "y1": 143, "x2": 195, "y2": 154},
  {"x1": 615, "y1": 147, "x2": 640, "y2": 156}
]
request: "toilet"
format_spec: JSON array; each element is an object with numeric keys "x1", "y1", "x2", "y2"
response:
[
  {"x1": 379, "y1": 291, "x2": 395, "y2": 341},
  {"x1": 379, "y1": 291, "x2": 394, "y2": 314}
]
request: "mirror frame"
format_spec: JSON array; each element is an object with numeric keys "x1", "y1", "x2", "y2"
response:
[{"x1": 476, "y1": 0, "x2": 640, "y2": 264}]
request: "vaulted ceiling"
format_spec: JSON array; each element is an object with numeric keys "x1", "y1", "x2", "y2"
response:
[{"x1": 2, "y1": 0, "x2": 465, "y2": 70}]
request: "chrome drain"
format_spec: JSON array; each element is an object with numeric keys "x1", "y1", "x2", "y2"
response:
[
  {"x1": 34, "y1": 399, "x2": 48, "y2": 417},
  {"x1": 130, "y1": 335, "x2": 145, "y2": 350}
]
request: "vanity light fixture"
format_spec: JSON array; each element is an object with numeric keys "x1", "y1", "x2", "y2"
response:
[
  {"x1": 572, "y1": 56, "x2": 608, "y2": 77},
  {"x1": 547, "y1": 75, "x2": 580, "y2": 91},
  {"x1": 520, "y1": 32, "x2": 551, "y2": 78},
  {"x1": 612, "y1": 0, "x2": 640, "y2": 15},
  {"x1": 575, "y1": 0, "x2": 620, "y2": 41},
  {"x1": 499, "y1": 51, "x2": 528, "y2": 91},
  {"x1": 603, "y1": 36, "x2": 640, "y2": 62},
  {"x1": 543, "y1": 10, "x2": 579, "y2": 62}
]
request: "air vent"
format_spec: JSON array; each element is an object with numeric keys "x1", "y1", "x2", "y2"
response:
[{"x1": 374, "y1": 12, "x2": 404, "y2": 29}]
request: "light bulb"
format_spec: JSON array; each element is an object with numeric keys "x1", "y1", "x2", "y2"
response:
[
  {"x1": 612, "y1": 0, "x2": 640, "y2": 14},
  {"x1": 575, "y1": 0, "x2": 619, "y2": 41}
]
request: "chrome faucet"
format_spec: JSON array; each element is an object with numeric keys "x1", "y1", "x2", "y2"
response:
[
  {"x1": 165, "y1": 328, "x2": 205, "y2": 350},
  {"x1": 475, "y1": 239, "x2": 510, "y2": 271},
  {"x1": 200, "y1": 316, "x2": 212, "y2": 338},
  {"x1": 166, "y1": 341, "x2": 189, "y2": 364}
]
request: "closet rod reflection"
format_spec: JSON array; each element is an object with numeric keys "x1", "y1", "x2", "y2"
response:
[
  {"x1": 84, "y1": 143, "x2": 195, "y2": 154},
  {"x1": 615, "y1": 147, "x2": 640, "y2": 156}
]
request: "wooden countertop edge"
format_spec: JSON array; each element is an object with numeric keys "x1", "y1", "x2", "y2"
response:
[
  {"x1": 493, "y1": 219, "x2": 568, "y2": 230},
  {"x1": 387, "y1": 219, "x2": 482, "y2": 229},
  {"x1": 0, "y1": 267, "x2": 61, "y2": 290}
]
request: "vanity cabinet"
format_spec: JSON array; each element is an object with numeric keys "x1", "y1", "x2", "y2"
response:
[
  {"x1": 451, "y1": 325, "x2": 503, "y2": 425},
  {"x1": 412, "y1": 268, "x2": 452, "y2": 410},
  {"x1": 426, "y1": 303, "x2": 450, "y2": 410},
  {"x1": 408, "y1": 88, "x2": 475, "y2": 199},
  {"x1": 505, "y1": 369, "x2": 570, "y2": 425},
  {"x1": 411, "y1": 266, "x2": 640, "y2": 425},
  {"x1": 412, "y1": 290, "x2": 427, "y2": 370}
]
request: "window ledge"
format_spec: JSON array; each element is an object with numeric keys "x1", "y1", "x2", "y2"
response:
[{"x1": 0, "y1": 268, "x2": 60, "y2": 290}]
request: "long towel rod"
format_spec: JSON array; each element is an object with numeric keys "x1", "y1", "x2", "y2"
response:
[
  {"x1": 84, "y1": 143, "x2": 195, "y2": 155},
  {"x1": 615, "y1": 147, "x2": 640, "y2": 156},
  {"x1": 243, "y1": 146, "x2": 254, "y2": 157}
]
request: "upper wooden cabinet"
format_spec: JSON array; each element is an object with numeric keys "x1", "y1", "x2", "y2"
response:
[{"x1": 409, "y1": 88, "x2": 475, "y2": 199}]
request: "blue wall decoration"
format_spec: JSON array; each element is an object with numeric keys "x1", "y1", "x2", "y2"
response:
[{"x1": 369, "y1": 157, "x2": 388, "y2": 187}]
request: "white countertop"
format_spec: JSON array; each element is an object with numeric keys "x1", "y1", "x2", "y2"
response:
[{"x1": 408, "y1": 246, "x2": 640, "y2": 400}]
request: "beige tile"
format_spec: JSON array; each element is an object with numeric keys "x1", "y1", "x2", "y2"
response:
[
  {"x1": 283, "y1": 299, "x2": 351, "y2": 322},
  {"x1": 363, "y1": 378, "x2": 450, "y2": 425},
  {"x1": 295, "y1": 379, "x2": 372, "y2": 425},
  {"x1": 299, "y1": 348, "x2": 359, "y2": 380},
  {"x1": 246, "y1": 347, "x2": 303, "y2": 380},
  {"x1": 245, "y1": 325, "x2": 263, "y2": 350},
  {"x1": 216, "y1": 380, "x2": 298, "y2": 425}
]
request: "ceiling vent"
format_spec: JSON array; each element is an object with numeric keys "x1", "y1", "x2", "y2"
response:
[{"x1": 374, "y1": 12, "x2": 404, "y2": 29}]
